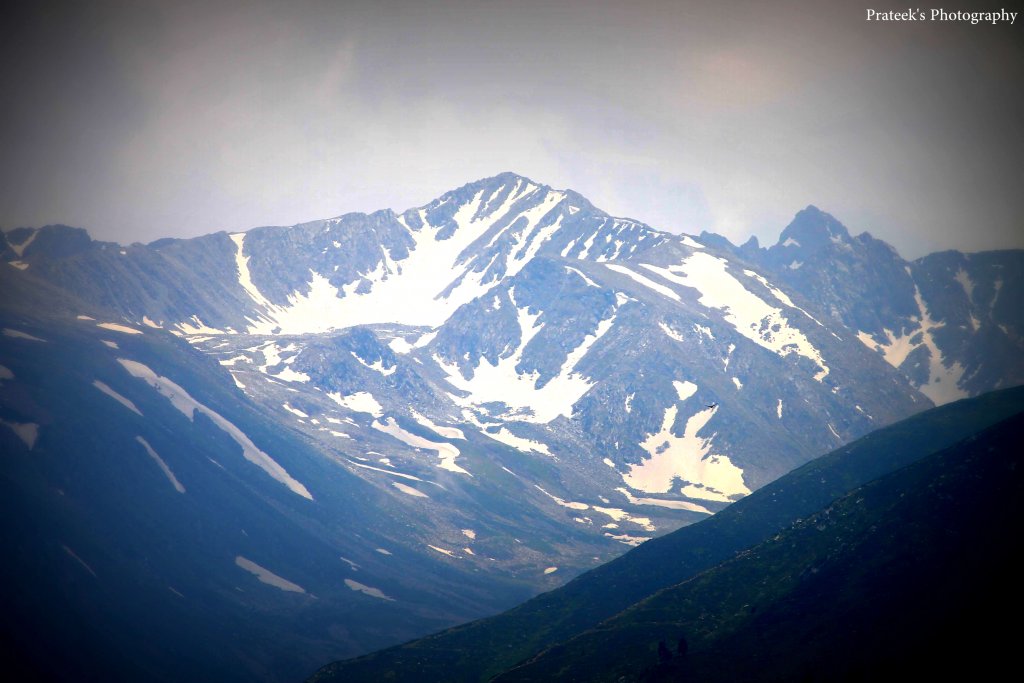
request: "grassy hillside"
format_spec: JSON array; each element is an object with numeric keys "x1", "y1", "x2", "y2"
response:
[{"x1": 495, "y1": 410, "x2": 1024, "y2": 681}]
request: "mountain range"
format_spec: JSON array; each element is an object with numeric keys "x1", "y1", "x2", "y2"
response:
[{"x1": 1, "y1": 172, "x2": 1021, "y2": 680}]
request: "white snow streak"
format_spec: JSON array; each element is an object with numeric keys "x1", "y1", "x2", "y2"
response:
[
  {"x1": 117, "y1": 359, "x2": 312, "y2": 499},
  {"x1": 62, "y1": 545, "x2": 97, "y2": 578},
  {"x1": 909, "y1": 287, "x2": 969, "y2": 405},
  {"x1": 659, "y1": 322, "x2": 685, "y2": 342},
  {"x1": 93, "y1": 380, "x2": 143, "y2": 416},
  {"x1": 604, "y1": 264, "x2": 681, "y2": 301},
  {"x1": 565, "y1": 265, "x2": 600, "y2": 288},
  {"x1": 535, "y1": 486, "x2": 655, "y2": 530},
  {"x1": 604, "y1": 533, "x2": 648, "y2": 547},
  {"x1": 135, "y1": 436, "x2": 185, "y2": 493},
  {"x1": 481, "y1": 427, "x2": 551, "y2": 455},
  {"x1": 855, "y1": 285, "x2": 969, "y2": 405},
  {"x1": 351, "y1": 352, "x2": 396, "y2": 376},
  {"x1": 345, "y1": 579, "x2": 394, "y2": 601},
  {"x1": 392, "y1": 481, "x2": 429, "y2": 498},
  {"x1": 228, "y1": 190, "x2": 566, "y2": 334},
  {"x1": 641, "y1": 255, "x2": 829, "y2": 381},
  {"x1": 273, "y1": 366, "x2": 311, "y2": 383},
  {"x1": 855, "y1": 329, "x2": 918, "y2": 368},
  {"x1": 954, "y1": 268, "x2": 975, "y2": 302},
  {"x1": 673, "y1": 380, "x2": 698, "y2": 401},
  {"x1": 235, "y1": 556, "x2": 306, "y2": 593},
  {"x1": 439, "y1": 294, "x2": 616, "y2": 423},
  {"x1": 175, "y1": 317, "x2": 226, "y2": 335},
  {"x1": 410, "y1": 410, "x2": 466, "y2": 439},
  {"x1": 742, "y1": 269, "x2": 826, "y2": 327},
  {"x1": 96, "y1": 322, "x2": 143, "y2": 335},
  {"x1": 348, "y1": 461, "x2": 423, "y2": 481},
  {"x1": 8, "y1": 230, "x2": 37, "y2": 257},
  {"x1": 623, "y1": 401, "x2": 749, "y2": 502},
  {"x1": 616, "y1": 487, "x2": 711, "y2": 514},
  {"x1": 2, "y1": 420, "x2": 38, "y2": 449},
  {"x1": 283, "y1": 403, "x2": 309, "y2": 418},
  {"x1": 328, "y1": 391, "x2": 383, "y2": 417},
  {"x1": 373, "y1": 417, "x2": 468, "y2": 474},
  {"x1": 7, "y1": 231, "x2": 37, "y2": 257},
  {"x1": 3, "y1": 328, "x2": 45, "y2": 342}
]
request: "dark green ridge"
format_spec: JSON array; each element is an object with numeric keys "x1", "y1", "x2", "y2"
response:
[
  {"x1": 494, "y1": 410, "x2": 1024, "y2": 682},
  {"x1": 309, "y1": 385, "x2": 1024, "y2": 683}
]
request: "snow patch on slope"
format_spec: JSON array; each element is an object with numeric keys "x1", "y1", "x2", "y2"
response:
[
  {"x1": 228, "y1": 188, "x2": 566, "y2": 334},
  {"x1": 93, "y1": 380, "x2": 143, "y2": 416},
  {"x1": 623, "y1": 400, "x2": 749, "y2": 502},
  {"x1": 96, "y1": 322, "x2": 143, "y2": 335},
  {"x1": 673, "y1": 380, "x2": 697, "y2": 401},
  {"x1": 63, "y1": 545, "x2": 97, "y2": 578},
  {"x1": 911, "y1": 287, "x2": 969, "y2": 404},
  {"x1": 482, "y1": 427, "x2": 551, "y2": 455},
  {"x1": 855, "y1": 285, "x2": 969, "y2": 405},
  {"x1": 604, "y1": 264, "x2": 681, "y2": 302},
  {"x1": 659, "y1": 322, "x2": 685, "y2": 342},
  {"x1": 410, "y1": 410, "x2": 465, "y2": 439},
  {"x1": 8, "y1": 229, "x2": 37, "y2": 257},
  {"x1": 954, "y1": 268, "x2": 975, "y2": 302},
  {"x1": 117, "y1": 359, "x2": 312, "y2": 499},
  {"x1": 2, "y1": 420, "x2": 39, "y2": 449},
  {"x1": 565, "y1": 265, "x2": 600, "y2": 288},
  {"x1": 439, "y1": 292, "x2": 616, "y2": 423},
  {"x1": 616, "y1": 487, "x2": 711, "y2": 514},
  {"x1": 392, "y1": 481, "x2": 429, "y2": 498},
  {"x1": 3, "y1": 328, "x2": 45, "y2": 342},
  {"x1": 641, "y1": 255, "x2": 829, "y2": 381},
  {"x1": 855, "y1": 329, "x2": 918, "y2": 368},
  {"x1": 345, "y1": 579, "x2": 394, "y2": 601},
  {"x1": 328, "y1": 391, "x2": 383, "y2": 417},
  {"x1": 351, "y1": 352, "x2": 396, "y2": 376},
  {"x1": 135, "y1": 436, "x2": 185, "y2": 493},
  {"x1": 535, "y1": 486, "x2": 656, "y2": 531},
  {"x1": 235, "y1": 556, "x2": 306, "y2": 593},
  {"x1": 372, "y1": 417, "x2": 469, "y2": 475}
]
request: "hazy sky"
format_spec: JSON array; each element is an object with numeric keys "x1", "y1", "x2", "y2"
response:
[{"x1": 2, "y1": 0, "x2": 1021, "y2": 258}]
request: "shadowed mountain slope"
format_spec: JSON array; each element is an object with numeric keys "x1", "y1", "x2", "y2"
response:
[
  {"x1": 492, "y1": 409, "x2": 1024, "y2": 681},
  {"x1": 309, "y1": 386, "x2": 1024, "y2": 683}
]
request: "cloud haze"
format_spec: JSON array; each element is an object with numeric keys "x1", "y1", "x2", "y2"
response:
[{"x1": 2, "y1": 0, "x2": 1021, "y2": 258}]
